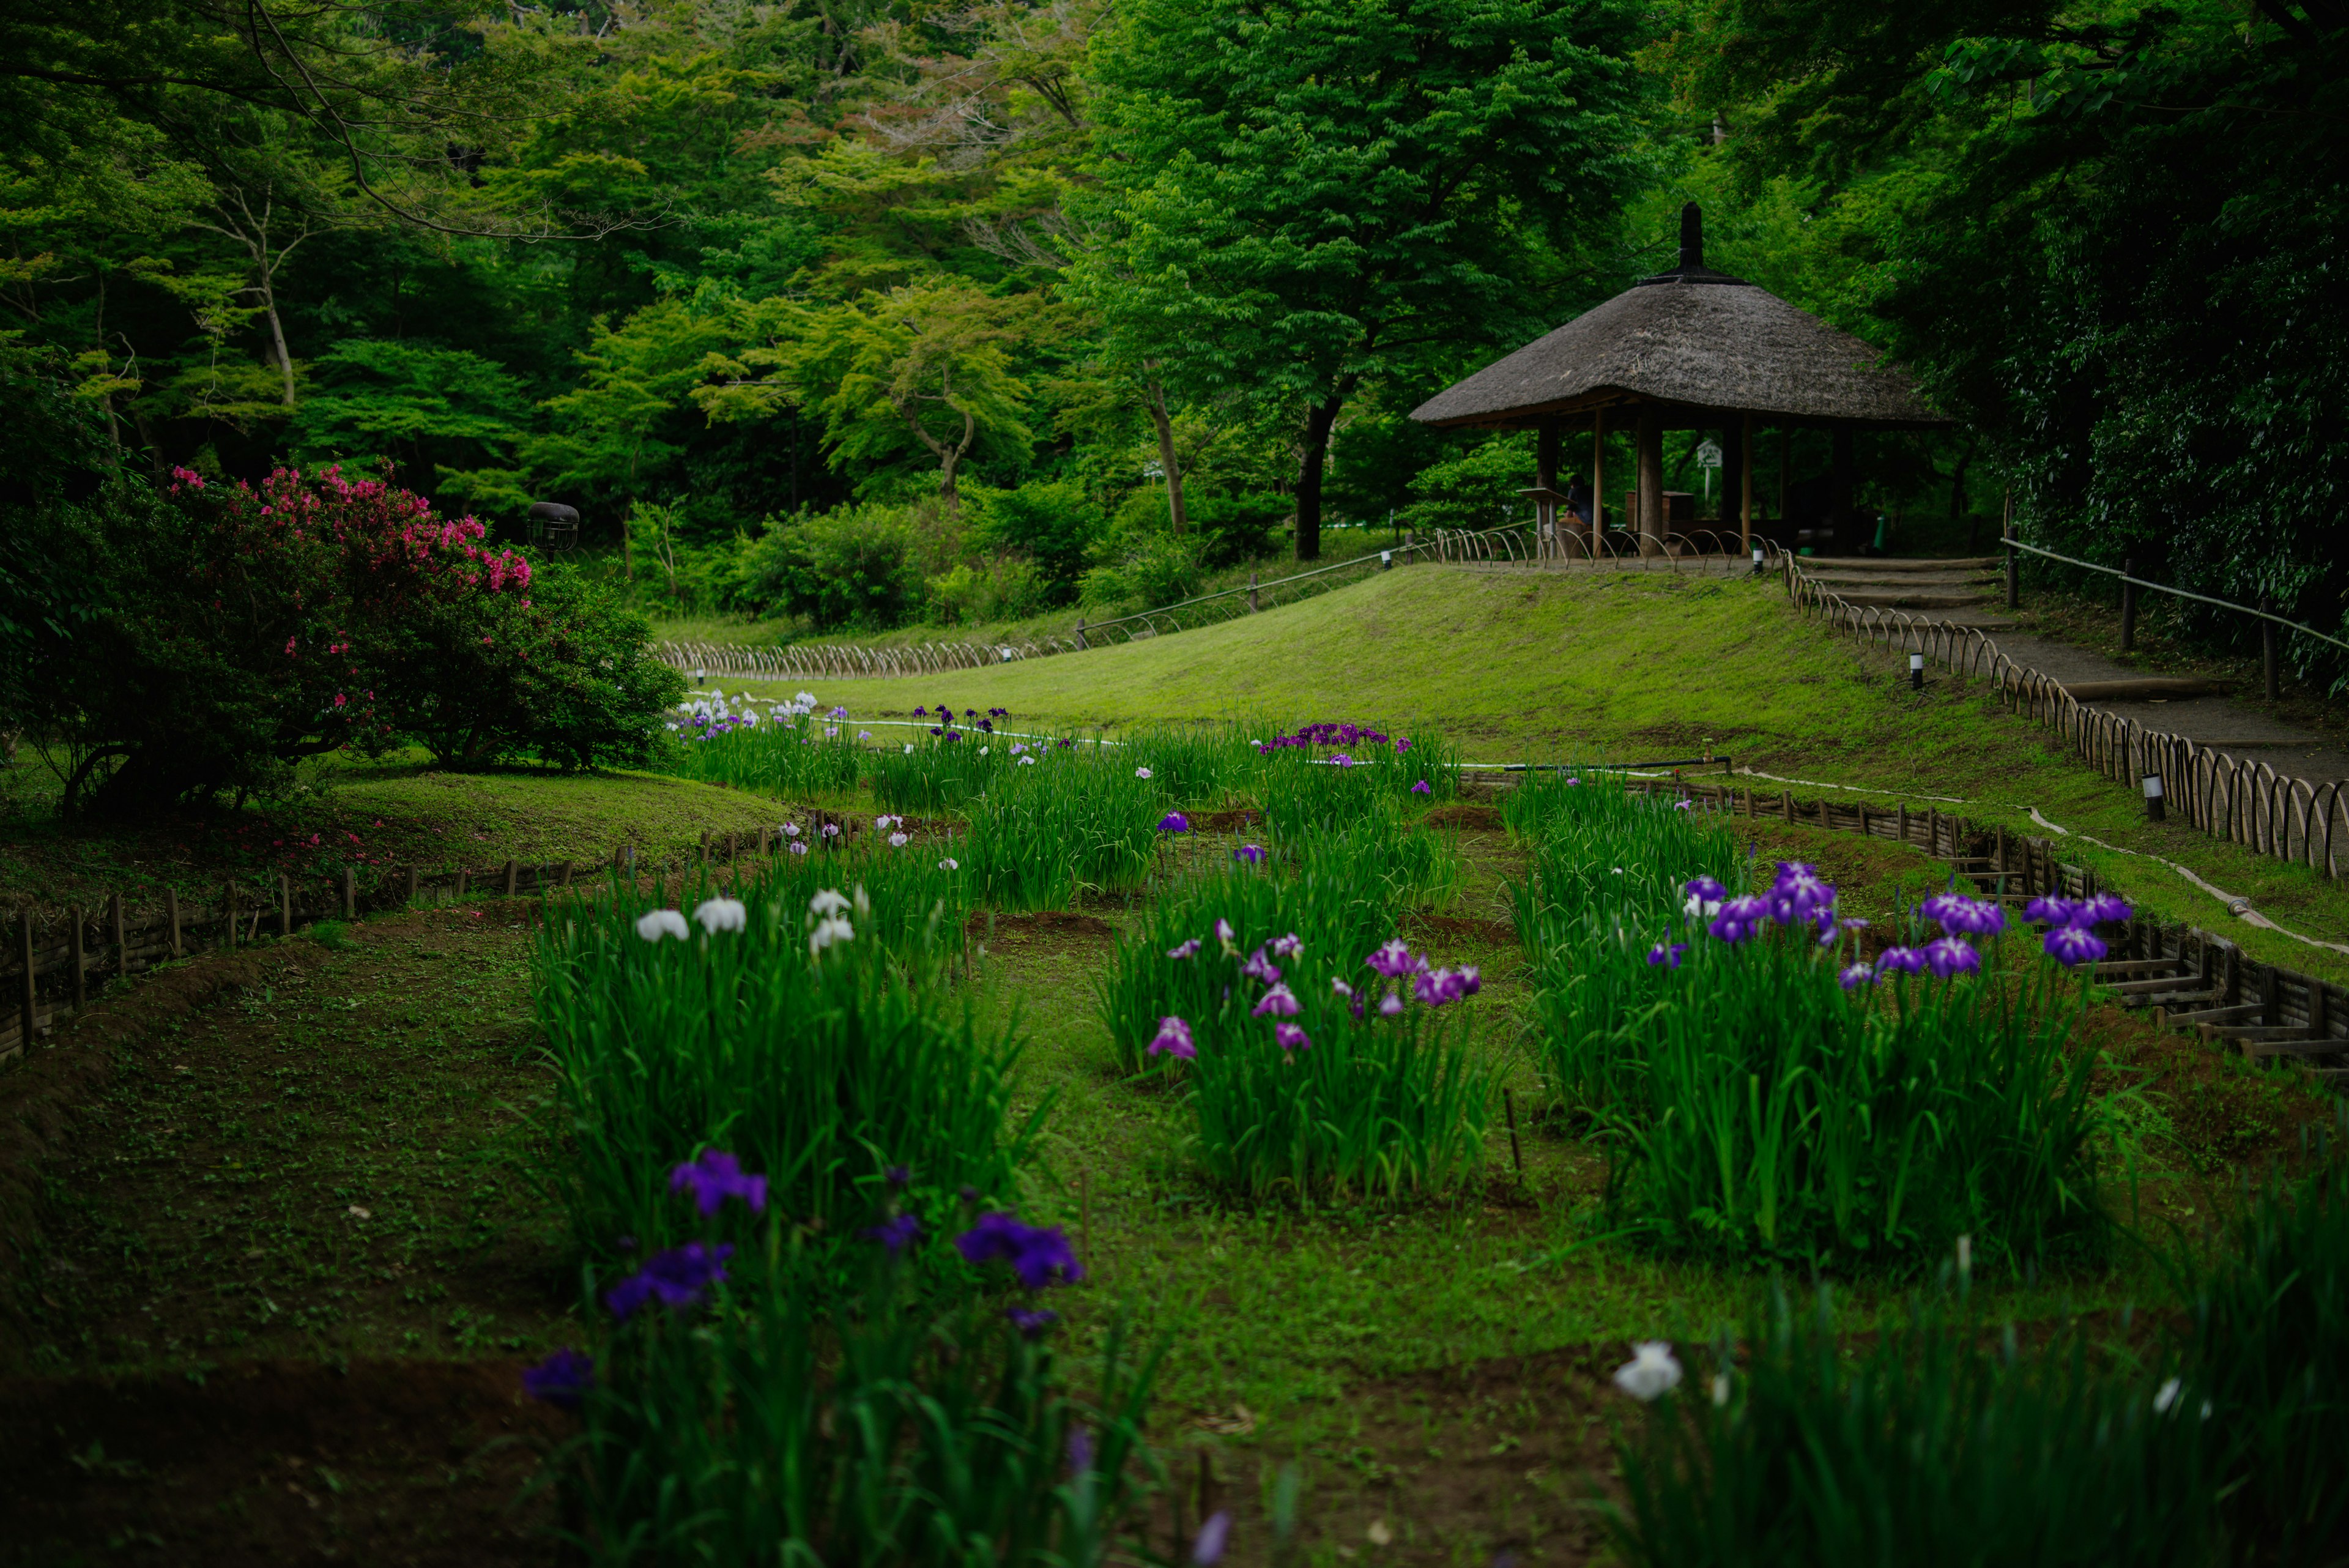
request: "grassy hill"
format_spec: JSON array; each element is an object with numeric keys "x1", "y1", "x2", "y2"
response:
[{"x1": 725, "y1": 563, "x2": 2349, "y2": 978}]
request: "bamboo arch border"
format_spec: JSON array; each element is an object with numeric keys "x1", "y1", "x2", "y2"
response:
[{"x1": 1788, "y1": 564, "x2": 2347, "y2": 880}]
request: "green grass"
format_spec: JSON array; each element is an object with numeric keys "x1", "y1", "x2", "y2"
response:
[{"x1": 713, "y1": 565, "x2": 2349, "y2": 982}]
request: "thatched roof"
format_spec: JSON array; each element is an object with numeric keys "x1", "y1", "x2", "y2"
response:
[{"x1": 1411, "y1": 206, "x2": 1949, "y2": 431}]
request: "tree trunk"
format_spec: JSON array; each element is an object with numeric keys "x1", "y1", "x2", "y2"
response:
[
  {"x1": 1145, "y1": 381, "x2": 1187, "y2": 534},
  {"x1": 263, "y1": 285, "x2": 296, "y2": 407},
  {"x1": 1295, "y1": 387, "x2": 1350, "y2": 562}
]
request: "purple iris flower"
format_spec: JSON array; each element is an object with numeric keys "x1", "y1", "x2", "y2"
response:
[
  {"x1": 1241, "y1": 946, "x2": 1283, "y2": 984},
  {"x1": 2077, "y1": 892, "x2": 2132, "y2": 926},
  {"x1": 1876, "y1": 946, "x2": 1928, "y2": 976},
  {"x1": 1067, "y1": 1425, "x2": 1094, "y2": 1474},
  {"x1": 990, "y1": 707, "x2": 1008, "y2": 717},
  {"x1": 1149, "y1": 1016, "x2": 1197, "y2": 1058},
  {"x1": 1411, "y1": 779, "x2": 1431, "y2": 795},
  {"x1": 1194, "y1": 1511, "x2": 1233, "y2": 1567},
  {"x1": 1234, "y1": 844, "x2": 1267, "y2": 864},
  {"x1": 1167, "y1": 937, "x2": 1202, "y2": 960},
  {"x1": 606, "y1": 1242, "x2": 733, "y2": 1320},
  {"x1": 1709, "y1": 896, "x2": 1769, "y2": 943},
  {"x1": 2024, "y1": 894, "x2": 2080, "y2": 926},
  {"x1": 1768, "y1": 866, "x2": 1835, "y2": 925},
  {"x1": 1683, "y1": 875, "x2": 1727, "y2": 902},
  {"x1": 1159, "y1": 811, "x2": 1191, "y2": 833},
  {"x1": 1839, "y1": 962, "x2": 1876, "y2": 990},
  {"x1": 1377, "y1": 990, "x2": 1405, "y2": 1017},
  {"x1": 865, "y1": 1214, "x2": 921, "y2": 1254},
  {"x1": 669, "y1": 1149, "x2": 768, "y2": 1217},
  {"x1": 1252, "y1": 983, "x2": 1301, "y2": 1017},
  {"x1": 1923, "y1": 936, "x2": 1983, "y2": 979},
  {"x1": 1413, "y1": 967, "x2": 1481, "y2": 1006},
  {"x1": 978, "y1": 718, "x2": 994, "y2": 733},
  {"x1": 2044, "y1": 925, "x2": 2108, "y2": 967},
  {"x1": 1008, "y1": 1307, "x2": 1058, "y2": 1340},
  {"x1": 885, "y1": 1165, "x2": 911, "y2": 1187},
  {"x1": 914, "y1": 707, "x2": 929, "y2": 717},
  {"x1": 1922, "y1": 893, "x2": 2005, "y2": 937},
  {"x1": 956, "y1": 1212, "x2": 1084, "y2": 1288},
  {"x1": 1364, "y1": 938, "x2": 1425, "y2": 978},
  {"x1": 522, "y1": 1347, "x2": 595, "y2": 1410},
  {"x1": 1269, "y1": 932, "x2": 1304, "y2": 959},
  {"x1": 1647, "y1": 942, "x2": 1687, "y2": 969},
  {"x1": 1274, "y1": 1020, "x2": 1311, "y2": 1052}
]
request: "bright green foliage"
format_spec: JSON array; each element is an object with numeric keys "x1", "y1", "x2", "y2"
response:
[
  {"x1": 1612, "y1": 1290, "x2": 2214, "y2": 1568},
  {"x1": 960, "y1": 746, "x2": 1163, "y2": 910},
  {"x1": 1102, "y1": 861, "x2": 1488, "y2": 1200},
  {"x1": 1079, "y1": 0, "x2": 1652, "y2": 557},
  {"x1": 532, "y1": 856, "x2": 1020, "y2": 1288},
  {"x1": 661, "y1": 710, "x2": 864, "y2": 798},
  {"x1": 734, "y1": 502, "x2": 933, "y2": 630},
  {"x1": 1510, "y1": 775, "x2": 2113, "y2": 1271},
  {"x1": 288, "y1": 340, "x2": 530, "y2": 492},
  {"x1": 563, "y1": 1236, "x2": 1162, "y2": 1568}
]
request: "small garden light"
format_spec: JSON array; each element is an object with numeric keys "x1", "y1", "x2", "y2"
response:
[
  {"x1": 2142, "y1": 772, "x2": 2166, "y2": 822},
  {"x1": 1909, "y1": 652, "x2": 1924, "y2": 691}
]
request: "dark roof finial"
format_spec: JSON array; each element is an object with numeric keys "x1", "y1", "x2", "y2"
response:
[{"x1": 1680, "y1": 203, "x2": 1703, "y2": 271}]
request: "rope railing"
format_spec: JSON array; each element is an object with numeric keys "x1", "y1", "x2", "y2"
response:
[
  {"x1": 2005, "y1": 538, "x2": 2349, "y2": 655},
  {"x1": 1789, "y1": 560, "x2": 2349, "y2": 881}
]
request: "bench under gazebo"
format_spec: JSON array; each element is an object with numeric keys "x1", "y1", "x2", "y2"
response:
[{"x1": 1410, "y1": 204, "x2": 1951, "y2": 557}]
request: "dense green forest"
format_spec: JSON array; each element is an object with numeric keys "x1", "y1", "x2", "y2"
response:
[{"x1": 4, "y1": 0, "x2": 2346, "y2": 667}]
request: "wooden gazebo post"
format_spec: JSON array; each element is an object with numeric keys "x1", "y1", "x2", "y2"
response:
[
  {"x1": 1636, "y1": 405, "x2": 1664, "y2": 556},
  {"x1": 1740, "y1": 412, "x2": 1754, "y2": 556},
  {"x1": 1590, "y1": 407, "x2": 1606, "y2": 555}
]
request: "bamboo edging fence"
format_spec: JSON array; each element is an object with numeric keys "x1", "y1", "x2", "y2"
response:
[
  {"x1": 1789, "y1": 562, "x2": 2349, "y2": 880},
  {"x1": 1625, "y1": 775, "x2": 2349, "y2": 1086},
  {"x1": 0, "y1": 827, "x2": 806, "y2": 1063}
]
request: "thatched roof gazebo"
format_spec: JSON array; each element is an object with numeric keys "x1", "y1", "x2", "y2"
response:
[{"x1": 1411, "y1": 204, "x2": 1950, "y2": 555}]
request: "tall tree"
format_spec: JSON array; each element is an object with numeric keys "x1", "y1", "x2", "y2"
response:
[{"x1": 1080, "y1": 0, "x2": 1650, "y2": 559}]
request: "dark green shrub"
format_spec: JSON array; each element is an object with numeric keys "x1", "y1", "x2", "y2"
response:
[
  {"x1": 738, "y1": 503, "x2": 926, "y2": 629},
  {"x1": 968, "y1": 481, "x2": 1102, "y2": 604}
]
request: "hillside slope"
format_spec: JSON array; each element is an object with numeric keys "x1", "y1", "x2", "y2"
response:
[{"x1": 737, "y1": 564, "x2": 2349, "y2": 974}]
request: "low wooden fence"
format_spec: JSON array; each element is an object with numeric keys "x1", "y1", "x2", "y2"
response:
[
  {"x1": 653, "y1": 522, "x2": 1537, "y2": 682},
  {"x1": 1789, "y1": 563, "x2": 2349, "y2": 880},
  {"x1": 0, "y1": 827, "x2": 811, "y2": 1063},
  {"x1": 1630, "y1": 774, "x2": 2349, "y2": 1081}
]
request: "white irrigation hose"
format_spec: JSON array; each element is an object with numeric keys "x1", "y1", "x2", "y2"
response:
[
  {"x1": 2026, "y1": 806, "x2": 2349, "y2": 956},
  {"x1": 1733, "y1": 766, "x2": 1967, "y2": 804}
]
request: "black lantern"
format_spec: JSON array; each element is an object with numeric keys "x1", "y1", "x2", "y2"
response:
[{"x1": 529, "y1": 501, "x2": 581, "y2": 551}]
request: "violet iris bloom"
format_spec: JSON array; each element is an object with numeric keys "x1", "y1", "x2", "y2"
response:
[
  {"x1": 1270, "y1": 932, "x2": 1304, "y2": 959},
  {"x1": 1274, "y1": 1021, "x2": 1311, "y2": 1052},
  {"x1": 1241, "y1": 946, "x2": 1282, "y2": 984},
  {"x1": 606, "y1": 1242, "x2": 733, "y2": 1320},
  {"x1": 1234, "y1": 844, "x2": 1267, "y2": 864},
  {"x1": 2044, "y1": 925, "x2": 2108, "y2": 967},
  {"x1": 1252, "y1": 983, "x2": 1301, "y2": 1017},
  {"x1": 1365, "y1": 938, "x2": 1425, "y2": 978},
  {"x1": 1149, "y1": 1016, "x2": 1197, "y2": 1058},
  {"x1": 2077, "y1": 892, "x2": 2132, "y2": 926},
  {"x1": 1167, "y1": 937, "x2": 1202, "y2": 960},
  {"x1": 1411, "y1": 779, "x2": 1432, "y2": 795},
  {"x1": 1839, "y1": 962, "x2": 1876, "y2": 990},
  {"x1": 1923, "y1": 936, "x2": 1983, "y2": 978},
  {"x1": 2024, "y1": 894, "x2": 2080, "y2": 926},
  {"x1": 1709, "y1": 896, "x2": 1769, "y2": 943},
  {"x1": 1647, "y1": 942, "x2": 1687, "y2": 969},
  {"x1": 1159, "y1": 811, "x2": 1191, "y2": 833},
  {"x1": 1876, "y1": 946, "x2": 1928, "y2": 977},
  {"x1": 1008, "y1": 1307, "x2": 1058, "y2": 1339},
  {"x1": 522, "y1": 1347, "x2": 595, "y2": 1410},
  {"x1": 669, "y1": 1150, "x2": 768, "y2": 1217},
  {"x1": 864, "y1": 1214, "x2": 921, "y2": 1254},
  {"x1": 956, "y1": 1213, "x2": 1083, "y2": 1287}
]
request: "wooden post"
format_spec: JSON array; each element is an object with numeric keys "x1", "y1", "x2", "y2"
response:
[
  {"x1": 403, "y1": 867, "x2": 419, "y2": 905},
  {"x1": 1819, "y1": 797, "x2": 1831, "y2": 831},
  {"x1": 1857, "y1": 803, "x2": 1869, "y2": 838},
  {"x1": 699, "y1": 830, "x2": 711, "y2": 866},
  {"x1": 725, "y1": 832, "x2": 737, "y2": 864},
  {"x1": 2002, "y1": 489, "x2": 2018, "y2": 610},
  {"x1": 1573, "y1": 408, "x2": 1602, "y2": 555},
  {"x1": 2223, "y1": 946, "x2": 2243, "y2": 1009},
  {"x1": 107, "y1": 893, "x2": 124, "y2": 984},
  {"x1": 2119, "y1": 557, "x2": 2138, "y2": 653},
  {"x1": 1898, "y1": 802, "x2": 1910, "y2": 844},
  {"x1": 70, "y1": 910, "x2": 86, "y2": 1007},
  {"x1": 560, "y1": 861, "x2": 575, "y2": 888},
  {"x1": 19, "y1": 910, "x2": 35, "y2": 1046},
  {"x1": 1248, "y1": 571, "x2": 1260, "y2": 612},
  {"x1": 503, "y1": 859, "x2": 519, "y2": 897},
  {"x1": 454, "y1": 869, "x2": 469, "y2": 902},
  {"x1": 2260, "y1": 600, "x2": 2280, "y2": 701},
  {"x1": 1928, "y1": 807, "x2": 1942, "y2": 856},
  {"x1": 1739, "y1": 412, "x2": 1754, "y2": 558},
  {"x1": 1636, "y1": 403, "x2": 1665, "y2": 556},
  {"x1": 342, "y1": 866, "x2": 357, "y2": 920},
  {"x1": 758, "y1": 826, "x2": 770, "y2": 855},
  {"x1": 280, "y1": 874, "x2": 293, "y2": 937},
  {"x1": 166, "y1": 887, "x2": 182, "y2": 959},
  {"x1": 1779, "y1": 789, "x2": 1791, "y2": 820}
]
